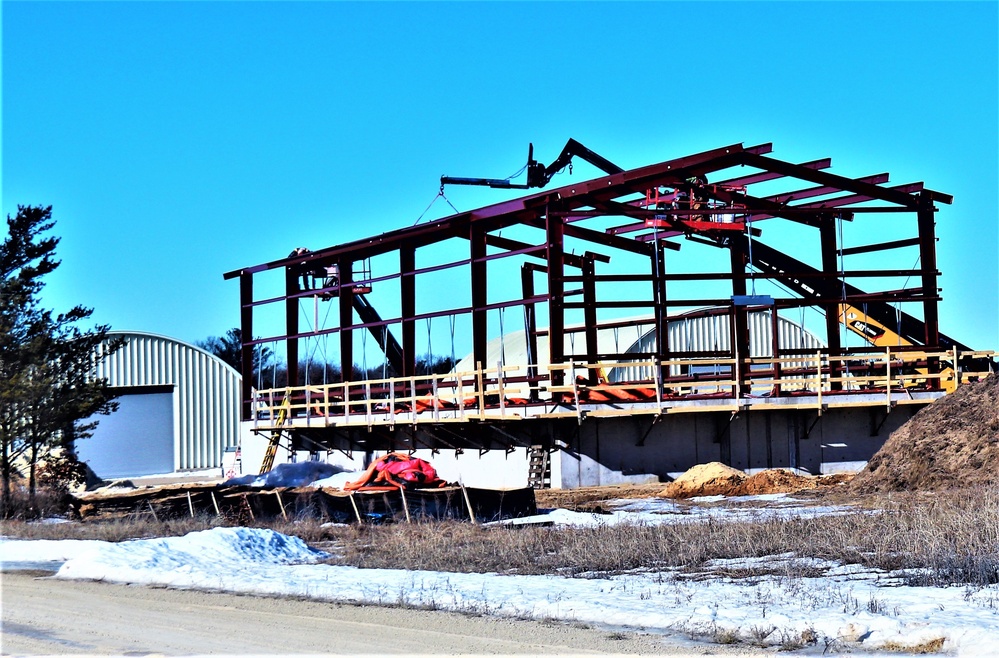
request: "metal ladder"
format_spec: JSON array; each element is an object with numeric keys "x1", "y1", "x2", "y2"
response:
[
  {"x1": 259, "y1": 398, "x2": 290, "y2": 474},
  {"x1": 527, "y1": 445, "x2": 551, "y2": 489}
]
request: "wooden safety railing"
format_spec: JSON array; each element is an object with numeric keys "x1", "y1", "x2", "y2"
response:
[{"x1": 251, "y1": 349, "x2": 995, "y2": 429}]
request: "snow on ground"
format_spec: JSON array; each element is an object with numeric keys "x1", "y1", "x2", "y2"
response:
[
  {"x1": 2, "y1": 499, "x2": 997, "y2": 656},
  {"x1": 496, "y1": 493, "x2": 860, "y2": 527}
]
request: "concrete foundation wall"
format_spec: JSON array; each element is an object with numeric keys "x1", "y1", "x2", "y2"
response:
[
  {"x1": 557, "y1": 405, "x2": 920, "y2": 487},
  {"x1": 240, "y1": 403, "x2": 922, "y2": 489}
]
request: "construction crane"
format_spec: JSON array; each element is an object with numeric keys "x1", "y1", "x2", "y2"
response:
[{"x1": 440, "y1": 138, "x2": 623, "y2": 190}]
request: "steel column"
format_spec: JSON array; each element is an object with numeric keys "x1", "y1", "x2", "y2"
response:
[
  {"x1": 470, "y1": 225, "x2": 488, "y2": 378},
  {"x1": 652, "y1": 244, "x2": 669, "y2": 388},
  {"x1": 918, "y1": 195, "x2": 941, "y2": 387},
  {"x1": 239, "y1": 272, "x2": 254, "y2": 420},
  {"x1": 581, "y1": 256, "x2": 599, "y2": 384},
  {"x1": 546, "y1": 208, "x2": 566, "y2": 386},
  {"x1": 339, "y1": 258, "x2": 354, "y2": 381},
  {"x1": 522, "y1": 264, "x2": 541, "y2": 400},
  {"x1": 285, "y1": 268, "x2": 300, "y2": 388},
  {"x1": 729, "y1": 237, "x2": 750, "y2": 396},
  {"x1": 820, "y1": 220, "x2": 843, "y2": 389},
  {"x1": 400, "y1": 246, "x2": 416, "y2": 378}
]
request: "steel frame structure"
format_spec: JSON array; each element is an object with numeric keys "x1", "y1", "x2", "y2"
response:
[{"x1": 225, "y1": 141, "x2": 964, "y2": 427}]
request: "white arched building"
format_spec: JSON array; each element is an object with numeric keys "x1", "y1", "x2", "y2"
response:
[
  {"x1": 79, "y1": 331, "x2": 241, "y2": 480},
  {"x1": 454, "y1": 309, "x2": 825, "y2": 383}
]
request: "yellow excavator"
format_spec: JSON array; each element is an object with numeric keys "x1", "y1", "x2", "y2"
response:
[{"x1": 837, "y1": 304, "x2": 990, "y2": 392}]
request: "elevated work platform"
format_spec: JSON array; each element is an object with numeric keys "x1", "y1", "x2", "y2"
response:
[{"x1": 250, "y1": 347, "x2": 994, "y2": 455}]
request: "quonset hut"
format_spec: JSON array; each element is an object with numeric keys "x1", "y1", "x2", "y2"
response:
[{"x1": 79, "y1": 331, "x2": 241, "y2": 480}]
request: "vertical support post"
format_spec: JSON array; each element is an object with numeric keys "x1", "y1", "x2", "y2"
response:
[
  {"x1": 652, "y1": 243, "x2": 669, "y2": 391},
  {"x1": 729, "y1": 235, "x2": 750, "y2": 397},
  {"x1": 581, "y1": 256, "x2": 599, "y2": 384},
  {"x1": 470, "y1": 225, "x2": 488, "y2": 387},
  {"x1": 819, "y1": 219, "x2": 842, "y2": 390},
  {"x1": 339, "y1": 258, "x2": 354, "y2": 382},
  {"x1": 285, "y1": 268, "x2": 300, "y2": 388},
  {"x1": 917, "y1": 195, "x2": 940, "y2": 388},
  {"x1": 239, "y1": 272, "x2": 254, "y2": 420},
  {"x1": 770, "y1": 303, "x2": 782, "y2": 396},
  {"x1": 546, "y1": 208, "x2": 566, "y2": 386},
  {"x1": 400, "y1": 245, "x2": 417, "y2": 380},
  {"x1": 522, "y1": 264, "x2": 541, "y2": 401}
]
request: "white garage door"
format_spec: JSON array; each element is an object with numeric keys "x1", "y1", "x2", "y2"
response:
[{"x1": 77, "y1": 387, "x2": 175, "y2": 479}]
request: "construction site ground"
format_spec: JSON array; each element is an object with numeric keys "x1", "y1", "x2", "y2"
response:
[{"x1": 69, "y1": 373, "x2": 999, "y2": 522}]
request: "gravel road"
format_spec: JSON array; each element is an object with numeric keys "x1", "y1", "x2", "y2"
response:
[{"x1": 1, "y1": 571, "x2": 770, "y2": 656}]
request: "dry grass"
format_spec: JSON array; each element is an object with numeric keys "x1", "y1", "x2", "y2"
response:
[
  {"x1": 327, "y1": 487, "x2": 999, "y2": 586},
  {"x1": 4, "y1": 486, "x2": 998, "y2": 587}
]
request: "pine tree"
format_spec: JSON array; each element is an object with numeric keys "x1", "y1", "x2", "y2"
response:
[{"x1": 0, "y1": 206, "x2": 122, "y2": 517}]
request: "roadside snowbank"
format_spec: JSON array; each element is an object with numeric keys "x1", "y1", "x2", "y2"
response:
[{"x1": 3, "y1": 527, "x2": 995, "y2": 656}]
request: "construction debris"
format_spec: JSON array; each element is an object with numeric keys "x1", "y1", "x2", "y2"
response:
[{"x1": 72, "y1": 481, "x2": 536, "y2": 524}]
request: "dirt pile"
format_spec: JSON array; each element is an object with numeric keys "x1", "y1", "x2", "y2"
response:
[
  {"x1": 850, "y1": 373, "x2": 999, "y2": 494},
  {"x1": 733, "y1": 469, "x2": 820, "y2": 495},
  {"x1": 659, "y1": 462, "x2": 747, "y2": 498},
  {"x1": 658, "y1": 464, "x2": 854, "y2": 499}
]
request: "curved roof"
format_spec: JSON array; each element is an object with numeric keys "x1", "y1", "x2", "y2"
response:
[{"x1": 453, "y1": 310, "x2": 825, "y2": 387}]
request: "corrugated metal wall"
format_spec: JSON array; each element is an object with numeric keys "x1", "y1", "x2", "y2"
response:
[
  {"x1": 93, "y1": 332, "x2": 242, "y2": 471},
  {"x1": 610, "y1": 311, "x2": 826, "y2": 382}
]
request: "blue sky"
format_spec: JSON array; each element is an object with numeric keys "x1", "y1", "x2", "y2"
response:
[{"x1": 3, "y1": 1, "x2": 997, "y2": 359}]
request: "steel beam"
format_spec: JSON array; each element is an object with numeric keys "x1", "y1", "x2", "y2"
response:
[
  {"x1": 839, "y1": 237, "x2": 921, "y2": 257},
  {"x1": 735, "y1": 152, "x2": 921, "y2": 208},
  {"x1": 715, "y1": 157, "x2": 832, "y2": 188}
]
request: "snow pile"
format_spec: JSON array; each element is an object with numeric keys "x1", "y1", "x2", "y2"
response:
[
  {"x1": 10, "y1": 528, "x2": 994, "y2": 655},
  {"x1": 225, "y1": 461, "x2": 348, "y2": 488},
  {"x1": 55, "y1": 528, "x2": 326, "y2": 586},
  {"x1": 1, "y1": 537, "x2": 107, "y2": 565}
]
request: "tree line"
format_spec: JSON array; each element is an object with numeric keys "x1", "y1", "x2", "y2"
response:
[{"x1": 0, "y1": 206, "x2": 121, "y2": 518}]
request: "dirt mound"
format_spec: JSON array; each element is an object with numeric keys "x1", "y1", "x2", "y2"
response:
[
  {"x1": 659, "y1": 462, "x2": 747, "y2": 498},
  {"x1": 850, "y1": 373, "x2": 999, "y2": 494},
  {"x1": 731, "y1": 469, "x2": 821, "y2": 496}
]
